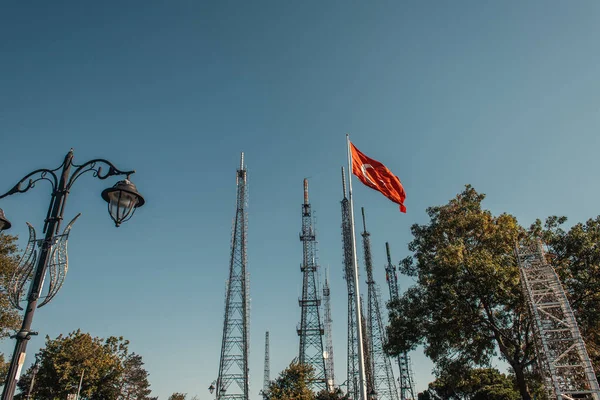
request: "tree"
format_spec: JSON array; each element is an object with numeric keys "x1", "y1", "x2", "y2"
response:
[
  {"x1": 533, "y1": 215, "x2": 600, "y2": 378},
  {"x1": 386, "y1": 186, "x2": 537, "y2": 400},
  {"x1": 420, "y1": 368, "x2": 520, "y2": 400},
  {"x1": 16, "y1": 330, "x2": 155, "y2": 400},
  {"x1": 0, "y1": 233, "x2": 24, "y2": 382},
  {"x1": 168, "y1": 393, "x2": 187, "y2": 400},
  {"x1": 118, "y1": 353, "x2": 153, "y2": 400},
  {"x1": 264, "y1": 361, "x2": 315, "y2": 400},
  {"x1": 432, "y1": 368, "x2": 519, "y2": 400},
  {"x1": 315, "y1": 387, "x2": 349, "y2": 400}
]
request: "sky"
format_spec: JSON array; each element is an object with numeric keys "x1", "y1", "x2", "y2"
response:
[{"x1": 1, "y1": 1, "x2": 600, "y2": 399}]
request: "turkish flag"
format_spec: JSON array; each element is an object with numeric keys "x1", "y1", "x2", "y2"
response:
[{"x1": 350, "y1": 142, "x2": 407, "y2": 213}]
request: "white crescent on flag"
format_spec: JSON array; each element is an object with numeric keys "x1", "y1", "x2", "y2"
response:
[
  {"x1": 361, "y1": 163, "x2": 388, "y2": 189},
  {"x1": 360, "y1": 164, "x2": 377, "y2": 186}
]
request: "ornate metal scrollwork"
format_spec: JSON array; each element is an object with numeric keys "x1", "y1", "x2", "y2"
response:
[
  {"x1": 68, "y1": 159, "x2": 135, "y2": 189},
  {"x1": 8, "y1": 224, "x2": 37, "y2": 310},
  {"x1": 38, "y1": 214, "x2": 80, "y2": 308},
  {"x1": 7, "y1": 214, "x2": 80, "y2": 310},
  {"x1": 0, "y1": 169, "x2": 59, "y2": 200}
]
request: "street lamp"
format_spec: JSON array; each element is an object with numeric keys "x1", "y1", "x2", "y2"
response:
[
  {"x1": 208, "y1": 380, "x2": 226, "y2": 399},
  {"x1": 0, "y1": 149, "x2": 145, "y2": 400}
]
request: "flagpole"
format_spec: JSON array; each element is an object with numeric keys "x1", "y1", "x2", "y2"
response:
[{"x1": 346, "y1": 133, "x2": 368, "y2": 400}]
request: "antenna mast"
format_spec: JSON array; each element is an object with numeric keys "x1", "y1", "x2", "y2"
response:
[
  {"x1": 361, "y1": 209, "x2": 399, "y2": 400},
  {"x1": 215, "y1": 153, "x2": 250, "y2": 400},
  {"x1": 297, "y1": 179, "x2": 329, "y2": 391},
  {"x1": 385, "y1": 242, "x2": 416, "y2": 400}
]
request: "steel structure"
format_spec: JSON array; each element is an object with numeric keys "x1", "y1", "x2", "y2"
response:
[
  {"x1": 262, "y1": 332, "x2": 270, "y2": 400},
  {"x1": 216, "y1": 153, "x2": 250, "y2": 400},
  {"x1": 323, "y1": 277, "x2": 336, "y2": 391},
  {"x1": 340, "y1": 167, "x2": 371, "y2": 400},
  {"x1": 361, "y1": 209, "x2": 399, "y2": 400},
  {"x1": 360, "y1": 296, "x2": 375, "y2": 398},
  {"x1": 384, "y1": 243, "x2": 416, "y2": 400},
  {"x1": 297, "y1": 178, "x2": 328, "y2": 392},
  {"x1": 517, "y1": 241, "x2": 600, "y2": 400}
]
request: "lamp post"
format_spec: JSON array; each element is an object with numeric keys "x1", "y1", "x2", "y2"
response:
[
  {"x1": 208, "y1": 380, "x2": 226, "y2": 399},
  {"x1": 0, "y1": 149, "x2": 145, "y2": 400}
]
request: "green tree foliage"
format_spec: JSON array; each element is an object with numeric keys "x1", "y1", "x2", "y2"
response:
[
  {"x1": 386, "y1": 186, "x2": 536, "y2": 400},
  {"x1": 264, "y1": 361, "x2": 316, "y2": 400},
  {"x1": 0, "y1": 233, "x2": 24, "y2": 380},
  {"x1": 167, "y1": 393, "x2": 187, "y2": 400},
  {"x1": 118, "y1": 353, "x2": 153, "y2": 400},
  {"x1": 315, "y1": 387, "x2": 349, "y2": 400},
  {"x1": 533, "y1": 215, "x2": 600, "y2": 378},
  {"x1": 419, "y1": 368, "x2": 520, "y2": 400},
  {"x1": 16, "y1": 330, "x2": 154, "y2": 400}
]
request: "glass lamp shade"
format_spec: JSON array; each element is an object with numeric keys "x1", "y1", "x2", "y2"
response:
[
  {"x1": 0, "y1": 208, "x2": 11, "y2": 231},
  {"x1": 101, "y1": 179, "x2": 145, "y2": 227}
]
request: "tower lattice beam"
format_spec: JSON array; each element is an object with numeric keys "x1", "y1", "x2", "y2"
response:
[
  {"x1": 361, "y1": 209, "x2": 399, "y2": 400},
  {"x1": 297, "y1": 179, "x2": 328, "y2": 392},
  {"x1": 341, "y1": 167, "x2": 365, "y2": 400},
  {"x1": 517, "y1": 241, "x2": 600, "y2": 400},
  {"x1": 323, "y1": 277, "x2": 336, "y2": 391},
  {"x1": 385, "y1": 242, "x2": 416, "y2": 400},
  {"x1": 216, "y1": 153, "x2": 250, "y2": 400}
]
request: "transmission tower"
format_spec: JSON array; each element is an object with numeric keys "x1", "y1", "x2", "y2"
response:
[
  {"x1": 323, "y1": 276, "x2": 336, "y2": 391},
  {"x1": 340, "y1": 167, "x2": 368, "y2": 400},
  {"x1": 297, "y1": 178, "x2": 328, "y2": 392},
  {"x1": 361, "y1": 209, "x2": 399, "y2": 400},
  {"x1": 262, "y1": 332, "x2": 270, "y2": 400},
  {"x1": 216, "y1": 153, "x2": 250, "y2": 400},
  {"x1": 360, "y1": 295, "x2": 375, "y2": 397},
  {"x1": 384, "y1": 242, "x2": 416, "y2": 400},
  {"x1": 517, "y1": 240, "x2": 600, "y2": 400}
]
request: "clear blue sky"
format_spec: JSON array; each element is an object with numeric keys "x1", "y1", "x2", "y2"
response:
[{"x1": 1, "y1": 1, "x2": 600, "y2": 398}]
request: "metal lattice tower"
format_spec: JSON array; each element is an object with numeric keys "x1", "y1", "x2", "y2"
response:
[
  {"x1": 384, "y1": 243, "x2": 416, "y2": 400},
  {"x1": 361, "y1": 209, "x2": 399, "y2": 400},
  {"x1": 517, "y1": 241, "x2": 600, "y2": 400},
  {"x1": 323, "y1": 276, "x2": 336, "y2": 391},
  {"x1": 340, "y1": 167, "x2": 363, "y2": 400},
  {"x1": 216, "y1": 153, "x2": 250, "y2": 400},
  {"x1": 297, "y1": 178, "x2": 328, "y2": 391},
  {"x1": 360, "y1": 295, "x2": 375, "y2": 397},
  {"x1": 262, "y1": 332, "x2": 270, "y2": 400}
]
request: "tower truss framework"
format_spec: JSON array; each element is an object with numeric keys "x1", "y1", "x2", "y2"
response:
[
  {"x1": 384, "y1": 243, "x2": 416, "y2": 400},
  {"x1": 297, "y1": 179, "x2": 328, "y2": 392},
  {"x1": 262, "y1": 331, "x2": 270, "y2": 400},
  {"x1": 361, "y1": 209, "x2": 399, "y2": 400},
  {"x1": 216, "y1": 154, "x2": 250, "y2": 400},
  {"x1": 340, "y1": 168, "x2": 372, "y2": 400},
  {"x1": 517, "y1": 241, "x2": 600, "y2": 400},
  {"x1": 323, "y1": 277, "x2": 336, "y2": 391},
  {"x1": 341, "y1": 169, "x2": 361, "y2": 400}
]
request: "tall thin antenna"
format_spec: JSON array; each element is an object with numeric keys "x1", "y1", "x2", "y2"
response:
[
  {"x1": 216, "y1": 154, "x2": 250, "y2": 400},
  {"x1": 262, "y1": 332, "x2": 270, "y2": 400},
  {"x1": 341, "y1": 166, "x2": 366, "y2": 400},
  {"x1": 385, "y1": 242, "x2": 416, "y2": 400},
  {"x1": 297, "y1": 179, "x2": 329, "y2": 391},
  {"x1": 361, "y1": 209, "x2": 398, "y2": 400},
  {"x1": 323, "y1": 276, "x2": 336, "y2": 391}
]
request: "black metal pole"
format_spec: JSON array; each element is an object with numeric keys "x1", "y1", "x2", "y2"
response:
[{"x1": 1, "y1": 151, "x2": 73, "y2": 400}]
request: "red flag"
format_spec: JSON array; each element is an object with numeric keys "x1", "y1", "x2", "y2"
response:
[{"x1": 350, "y1": 142, "x2": 407, "y2": 213}]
